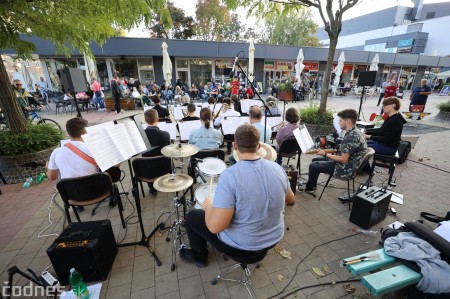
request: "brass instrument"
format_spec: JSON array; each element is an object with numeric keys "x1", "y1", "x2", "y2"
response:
[
  {"x1": 181, "y1": 108, "x2": 188, "y2": 118},
  {"x1": 213, "y1": 103, "x2": 229, "y2": 120}
]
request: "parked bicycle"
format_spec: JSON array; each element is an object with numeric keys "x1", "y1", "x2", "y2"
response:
[{"x1": 29, "y1": 109, "x2": 62, "y2": 131}]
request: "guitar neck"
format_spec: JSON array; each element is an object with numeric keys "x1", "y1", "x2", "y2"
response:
[{"x1": 305, "y1": 149, "x2": 337, "y2": 155}]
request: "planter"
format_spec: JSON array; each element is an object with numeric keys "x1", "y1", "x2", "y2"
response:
[
  {"x1": 303, "y1": 123, "x2": 335, "y2": 139},
  {"x1": 105, "y1": 97, "x2": 135, "y2": 111},
  {"x1": 434, "y1": 111, "x2": 450, "y2": 122},
  {"x1": 278, "y1": 91, "x2": 292, "y2": 101},
  {"x1": 0, "y1": 146, "x2": 56, "y2": 184}
]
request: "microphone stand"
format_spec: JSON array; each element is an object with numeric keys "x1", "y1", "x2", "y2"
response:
[
  {"x1": 234, "y1": 61, "x2": 272, "y2": 143},
  {"x1": 357, "y1": 86, "x2": 366, "y2": 121}
]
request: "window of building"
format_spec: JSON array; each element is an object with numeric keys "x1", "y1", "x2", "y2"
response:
[
  {"x1": 406, "y1": 23, "x2": 423, "y2": 33},
  {"x1": 176, "y1": 59, "x2": 189, "y2": 68},
  {"x1": 190, "y1": 59, "x2": 212, "y2": 85},
  {"x1": 96, "y1": 59, "x2": 109, "y2": 90},
  {"x1": 111, "y1": 58, "x2": 138, "y2": 83},
  {"x1": 138, "y1": 58, "x2": 154, "y2": 84}
]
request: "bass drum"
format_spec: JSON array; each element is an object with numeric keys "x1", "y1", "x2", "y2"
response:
[{"x1": 194, "y1": 184, "x2": 217, "y2": 209}]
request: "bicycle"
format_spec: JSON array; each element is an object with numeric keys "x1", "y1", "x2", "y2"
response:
[{"x1": 28, "y1": 109, "x2": 62, "y2": 132}]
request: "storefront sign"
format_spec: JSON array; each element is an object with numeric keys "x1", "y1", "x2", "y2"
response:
[
  {"x1": 303, "y1": 62, "x2": 319, "y2": 71},
  {"x1": 397, "y1": 47, "x2": 412, "y2": 54},
  {"x1": 276, "y1": 61, "x2": 293, "y2": 71},
  {"x1": 398, "y1": 39, "x2": 413, "y2": 47},
  {"x1": 264, "y1": 61, "x2": 275, "y2": 70}
]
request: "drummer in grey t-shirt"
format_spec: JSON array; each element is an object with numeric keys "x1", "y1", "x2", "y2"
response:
[{"x1": 180, "y1": 124, "x2": 295, "y2": 267}]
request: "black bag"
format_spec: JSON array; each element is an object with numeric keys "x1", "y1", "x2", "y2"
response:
[
  {"x1": 420, "y1": 211, "x2": 450, "y2": 223},
  {"x1": 397, "y1": 140, "x2": 411, "y2": 164}
]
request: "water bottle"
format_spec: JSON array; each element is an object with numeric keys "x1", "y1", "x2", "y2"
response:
[
  {"x1": 351, "y1": 227, "x2": 378, "y2": 237},
  {"x1": 23, "y1": 177, "x2": 33, "y2": 188},
  {"x1": 69, "y1": 268, "x2": 90, "y2": 299},
  {"x1": 36, "y1": 172, "x2": 46, "y2": 184}
]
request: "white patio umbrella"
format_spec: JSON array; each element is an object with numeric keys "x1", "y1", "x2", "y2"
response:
[
  {"x1": 161, "y1": 42, "x2": 172, "y2": 87},
  {"x1": 369, "y1": 54, "x2": 380, "y2": 72},
  {"x1": 83, "y1": 52, "x2": 98, "y2": 83},
  {"x1": 295, "y1": 48, "x2": 305, "y2": 82},
  {"x1": 248, "y1": 40, "x2": 255, "y2": 83},
  {"x1": 21, "y1": 63, "x2": 33, "y2": 91},
  {"x1": 333, "y1": 51, "x2": 345, "y2": 86}
]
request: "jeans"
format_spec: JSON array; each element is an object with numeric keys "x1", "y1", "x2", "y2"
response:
[
  {"x1": 94, "y1": 92, "x2": 105, "y2": 109},
  {"x1": 199, "y1": 94, "x2": 207, "y2": 103},
  {"x1": 306, "y1": 157, "x2": 336, "y2": 189},
  {"x1": 367, "y1": 140, "x2": 397, "y2": 155}
]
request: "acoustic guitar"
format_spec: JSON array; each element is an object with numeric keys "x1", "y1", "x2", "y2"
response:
[{"x1": 304, "y1": 149, "x2": 337, "y2": 155}]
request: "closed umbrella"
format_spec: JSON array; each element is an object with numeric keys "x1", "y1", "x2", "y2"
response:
[
  {"x1": 84, "y1": 52, "x2": 98, "y2": 83},
  {"x1": 333, "y1": 51, "x2": 345, "y2": 86},
  {"x1": 248, "y1": 40, "x2": 255, "y2": 83},
  {"x1": 161, "y1": 42, "x2": 172, "y2": 87},
  {"x1": 295, "y1": 48, "x2": 305, "y2": 82},
  {"x1": 21, "y1": 63, "x2": 33, "y2": 91},
  {"x1": 370, "y1": 54, "x2": 379, "y2": 72}
]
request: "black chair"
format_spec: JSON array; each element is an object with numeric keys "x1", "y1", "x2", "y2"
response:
[
  {"x1": 39, "y1": 92, "x2": 52, "y2": 111},
  {"x1": 56, "y1": 172, "x2": 126, "y2": 228},
  {"x1": 317, "y1": 148, "x2": 375, "y2": 210},
  {"x1": 278, "y1": 136, "x2": 301, "y2": 170},
  {"x1": 369, "y1": 151, "x2": 399, "y2": 187},
  {"x1": 132, "y1": 156, "x2": 172, "y2": 198},
  {"x1": 211, "y1": 246, "x2": 273, "y2": 298}
]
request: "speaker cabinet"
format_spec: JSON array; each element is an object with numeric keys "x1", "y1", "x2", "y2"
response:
[
  {"x1": 47, "y1": 220, "x2": 117, "y2": 285},
  {"x1": 349, "y1": 187, "x2": 391, "y2": 229},
  {"x1": 283, "y1": 165, "x2": 298, "y2": 195},
  {"x1": 357, "y1": 71, "x2": 377, "y2": 87},
  {"x1": 57, "y1": 67, "x2": 87, "y2": 93}
]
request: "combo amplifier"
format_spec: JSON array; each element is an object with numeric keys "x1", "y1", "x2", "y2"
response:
[
  {"x1": 283, "y1": 165, "x2": 298, "y2": 195},
  {"x1": 47, "y1": 220, "x2": 117, "y2": 285},
  {"x1": 349, "y1": 186, "x2": 392, "y2": 229}
]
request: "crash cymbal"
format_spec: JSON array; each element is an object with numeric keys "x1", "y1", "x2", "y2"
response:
[
  {"x1": 153, "y1": 174, "x2": 193, "y2": 192},
  {"x1": 233, "y1": 142, "x2": 277, "y2": 162},
  {"x1": 161, "y1": 144, "x2": 199, "y2": 158}
]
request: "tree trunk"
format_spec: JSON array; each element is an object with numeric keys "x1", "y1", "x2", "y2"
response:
[
  {"x1": 319, "y1": 35, "x2": 339, "y2": 115},
  {"x1": 0, "y1": 61, "x2": 29, "y2": 134}
]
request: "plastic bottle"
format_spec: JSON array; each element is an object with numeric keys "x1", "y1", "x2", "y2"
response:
[
  {"x1": 351, "y1": 227, "x2": 379, "y2": 237},
  {"x1": 23, "y1": 177, "x2": 33, "y2": 188},
  {"x1": 69, "y1": 268, "x2": 90, "y2": 299},
  {"x1": 36, "y1": 172, "x2": 46, "y2": 183}
]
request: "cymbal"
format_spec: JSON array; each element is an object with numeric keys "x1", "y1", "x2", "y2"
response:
[
  {"x1": 153, "y1": 174, "x2": 193, "y2": 192},
  {"x1": 161, "y1": 144, "x2": 199, "y2": 158},
  {"x1": 233, "y1": 142, "x2": 277, "y2": 162}
]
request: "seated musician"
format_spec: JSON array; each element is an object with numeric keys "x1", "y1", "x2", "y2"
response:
[
  {"x1": 230, "y1": 94, "x2": 242, "y2": 114},
  {"x1": 189, "y1": 108, "x2": 223, "y2": 150},
  {"x1": 275, "y1": 107, "x2": 300, "y2": 164},
  {"x1": 214, "y1": 98, "x2": 241, "y2": 154},
  {"x1": 365, "y1": 97, "x2": 405, "y2": 156},
  {"x1": 143, "y1": 109, "x2": 170, "y2": 195},
  {"x1": 151, "y1": 94, "x2": 170, "y2": 120},
  {"x1": 300, "y1": 109, "x2": 367, "y2": 195},
  {"x1": 46, "y1": 117, "x2": 119, "y2": 211},
  {"x1": 180, "y1": 124, "x2": 295, "y2": 267},
  {"x1": 182, "y1": 103, "x2": 200, "y2": 121}
]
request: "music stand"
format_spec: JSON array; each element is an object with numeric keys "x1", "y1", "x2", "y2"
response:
[{"x1": 356, "y1": 71, "x2": 377, "y2": 120}]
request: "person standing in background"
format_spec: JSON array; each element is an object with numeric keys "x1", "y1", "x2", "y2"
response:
[
  {"x1": 111, "y1": 75, "x2": 122, "y2": 114},
  {"x1": 377, "y1": 79, "x2": 389, "y2": 106},
  {"x1": 380, "y1": 80, "x2": 397, "y2": 114}
]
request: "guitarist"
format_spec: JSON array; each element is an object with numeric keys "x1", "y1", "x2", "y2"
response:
[
  {"x1": 46, "y1": 118, "x2": 119, "y2": 211},
  {"x1": 299, "y1": 109, "x2": 367, "y2": 195}
]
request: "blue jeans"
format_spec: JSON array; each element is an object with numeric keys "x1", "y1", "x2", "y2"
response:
[
  {"x1": 367, "y1": 140, "x2": 397, "y2": 155},
  {"x1": 94, "y1": 92, "x2": 105, "y2": 109}
]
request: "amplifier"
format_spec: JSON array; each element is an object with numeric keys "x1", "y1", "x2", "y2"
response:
[
  {"x1": 349, "y1": 186, "x2": 392, "y2": 229},
  {"x1": 283, "y1": 165, "x2": 298, "y2": 195},
  {"x1": 47, "y1": 220, "x2": 117, "y2": 285}
]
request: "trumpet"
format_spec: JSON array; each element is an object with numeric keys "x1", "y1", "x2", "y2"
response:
[{"x1": 272, "y1": 121, "x2": 287, "y2": 131}]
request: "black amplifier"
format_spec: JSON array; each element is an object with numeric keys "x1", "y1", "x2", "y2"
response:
[
  {"x1": 283, "y1": 165, "x2": 298, "y2": 195},
  {"x1": 349, "y1": 186, "x2": 392, "y2": 229},
  {"x1": 47, "y1": 220, "x2": 117, "y2": 285}
]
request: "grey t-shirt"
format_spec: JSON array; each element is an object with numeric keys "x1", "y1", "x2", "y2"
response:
[{"x1": 213, "y1": 158, "x2": 289, "y2": 251}]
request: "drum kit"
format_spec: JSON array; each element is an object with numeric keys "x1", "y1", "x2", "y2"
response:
[{"x1": 153, "y1": 141, "x2": 277, "y2": 271}]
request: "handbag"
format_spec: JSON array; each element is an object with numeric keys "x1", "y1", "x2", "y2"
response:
[{"x1": 420, "y1": 211, "x2": 450, "y2": 223}]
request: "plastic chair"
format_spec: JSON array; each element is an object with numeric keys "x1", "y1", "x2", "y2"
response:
[
  {"x1": 56, "y1": 172, "x2": 126, "y2": 228},
  {"x1": 132, "y1": 156, "x2": 172, "y2": 198},
  {"x1": 278, "y1": 136, "x2": 301, "y2": 170},
  {"x1": 317, "y1": 148, "x2": 375, "y2": 210}
]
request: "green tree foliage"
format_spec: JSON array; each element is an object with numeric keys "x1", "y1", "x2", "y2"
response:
[
  {"x1": 195, "y1": 0, "x2": 233, "y2": 41},
  {"x1": 0, "y1": 0, "x2": 170, "y2": 135},
  {"x1": 149, "y1": 1, "x2": 196, "y2": 39},
  {"x1": 224, "y1": 0, "x2": 360, "y2": 115}
]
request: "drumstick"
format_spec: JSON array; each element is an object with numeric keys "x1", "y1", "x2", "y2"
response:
[{"x1": 208, "y1": 176, "x2": 213, "y2": 199}]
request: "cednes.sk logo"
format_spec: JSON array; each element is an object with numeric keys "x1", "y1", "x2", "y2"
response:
[{"x1": 1, "y1": 281, "x2": 65, "y2": 298}]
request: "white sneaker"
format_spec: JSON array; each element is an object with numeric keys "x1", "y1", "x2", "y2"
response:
[
  {"x1": 101, "y1": 108, "x2": 107, "y2": 111},
  {"x1": 120, "y1": 110, "x2": 124, "y2": 114},
  {"x1": 98, "y1": 108, "x2": 103, "y2": 111}
]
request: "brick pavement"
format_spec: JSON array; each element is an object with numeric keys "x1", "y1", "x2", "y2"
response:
[{"x1": 1, "y1": 92, "x2": 449, "y2": 298}]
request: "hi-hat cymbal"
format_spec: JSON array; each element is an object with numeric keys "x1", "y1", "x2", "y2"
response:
[
  {"x1": 161, "y1": 144, "x2": 199, "y2": 158},
  {"x1": 153, "y1": 174, "x2": 193, "y2": 192},
  {"x1": 233, "y1": 142, "x2": 277, "y2": 162}
]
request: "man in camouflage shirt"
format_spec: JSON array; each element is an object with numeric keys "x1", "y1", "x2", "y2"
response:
[{"x1": 301, "y1": 109, "x2": 367, "y2": 195}]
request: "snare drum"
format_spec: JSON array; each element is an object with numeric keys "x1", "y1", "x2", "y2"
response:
[
  {"x1": 197, "y1": 158, "x2": 227, "y2": 176},
  {"x1": 194, "y1": 184, "x2": 217, "y2": 209}
]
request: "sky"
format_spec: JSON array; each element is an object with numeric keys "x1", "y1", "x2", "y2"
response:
[{"x1": 127, "y1": 0, "x2": 449, "y2": 37}]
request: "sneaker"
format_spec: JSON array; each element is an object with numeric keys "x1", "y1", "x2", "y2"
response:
[
  {"x1": 179, "y1": 248, "x2": 207, "y2": 268},
  {"x1": 338, "y1": 195, "x2": 354, "y2": 203},
  {"x1": 298, "y1": 186, "x2": 315, "y2": 193},
  {"x1": 75, "y1": 206, "x2": 84, "y2": 212},
  {"x1": 98, "y1": 108, "x2": 103, "y2": 111}
]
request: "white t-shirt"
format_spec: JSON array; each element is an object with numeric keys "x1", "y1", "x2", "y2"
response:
[{"x1": 47, "y1": 141, "x2": 99, "y2": 179}]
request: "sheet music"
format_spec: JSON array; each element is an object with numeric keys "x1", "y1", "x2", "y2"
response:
[
  {"x1": 222, "y1": 116, "x2": 249, "y2": 135},
  {"x1": 109, "y1": 123, "x2": 137, "y2": 159},
  {"x1": 178, "y1": 120, "x2": 201, "y2": 141},
  {"x1": 82, "y1": 130, "x2": 127, "y2": 171},
  {"x1": 209, "y1": 103, "x2": 222, "y2": 114},
  {"x1": 121, "y1": 120, "x2": 148, "y2": 153},
  {"x1": 293, "y1": 126, "x2": 314, "y2": 153},
  {"x1": 157, "y1": 122, "x2": 178, "y2": 140},
  {"x1": 85, "y1": 121, "x2": 115, "y2": 134},
  {"x1": 240, "y1": 99, "x2": 261, "y2": 113},
  {"x1": 173, "y1": 106, "x2": 201, "y2": 120},
  {"x1": 143, "y1": 105, "x2": 153, "y2": 112},
  {"x1": 333, "y1": 113, "x2": 342, "y2": 133},
  {"x1": 263, "y1": 116, "x2": 283, "y2": 128}
]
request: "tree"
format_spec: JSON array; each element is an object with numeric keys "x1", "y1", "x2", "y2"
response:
[
  {"x1": 0, "y1": 0, "x2": 170, "y2": 134},
  {"x1": 149, "y1": 1, "x2": 196, "y2": 39},
  {"x1": 195, "y1": 0, "x2": 233, "y2": 41},
  {"x1": 224, "y1": 0, "x2": 360, "y2": 115}
]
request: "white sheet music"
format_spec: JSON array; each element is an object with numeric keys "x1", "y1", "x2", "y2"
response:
[
  {"x1": 82, "y1": 130, "x2": 127, "y2": 171},
  {"x1": 122, "y1": 120, "x2": 147, "y2": 153},
  {"x1": 173, "y1": 106, "x2": 201, "y2": 120},
  {"x1": 221, "y1": 116, "x2": 249, "y2": 135},
  {"x1": 209, "y1": 104, "x2": 222, "y2": 114},
  {"x1": 240, "y1": 99, "x2": 261, "y2": 113},
  {"x1": 293, "y1": 126, "x2": 314, "y2": 153},
  {"x1": 157, "y1": 122, "x2": 178, "y2": 140},
  {"x1": 263, "y1": 116, "x2": 283, "y2": 128},
  {"x1": 85, "y1": 121, "x2": 115, "y2": 134},
  {"x1": 178, "y1": 120, "x2": 201, "y2": 141}
]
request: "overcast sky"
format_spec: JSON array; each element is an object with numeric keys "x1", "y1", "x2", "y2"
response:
[{"x1": 128, "y1": 0, "x2": 448, "y2": 37}]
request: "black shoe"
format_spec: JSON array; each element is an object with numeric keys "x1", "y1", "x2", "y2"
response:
[
  {"x1": 109, "y1": 197, "x2": 118, "y2": 207},
  {"x1": 179, "y1": 248, "x2": 207, "y2": 268},
  {"x1": 338, "y1": 195, "x2": 354, "y2": 203},
  {"x1": 298, "y1": 186, "x2": 315, "y2": 194},
  {"x1": 149, "y1": 188, "x2": 157, "y2": 196},
  {"x1": 76, "y1": 206, "x2": 84, "y2": 212}
]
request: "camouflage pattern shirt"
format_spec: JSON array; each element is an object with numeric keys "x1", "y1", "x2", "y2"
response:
[{"x1": 334, "y1": 127, "x2": 367, "y2": 180}]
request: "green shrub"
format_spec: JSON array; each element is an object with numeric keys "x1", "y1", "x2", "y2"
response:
[
  {"x1": 299, "y1": 105, "x2": 334, "y2": 125},
  {"x1": 0, "y1": 124, "x2": 63, "y2": 156},
  {"x1": 437, "y1": 101, "x2": 450, "y2": 112},
  {"x1": 278, "y1": 80, "x2": 293, "y2": 92}
]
